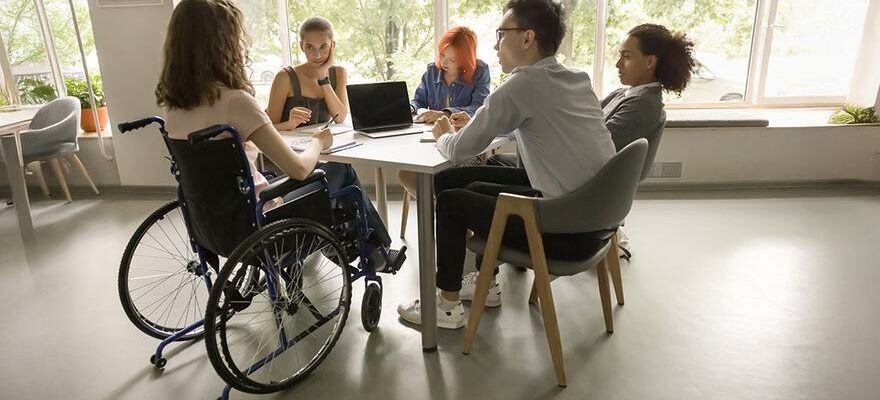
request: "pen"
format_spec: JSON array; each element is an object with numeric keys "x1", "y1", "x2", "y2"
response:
[{"x1": 321, "y1": 114, "x2": 339, "y2": 129}]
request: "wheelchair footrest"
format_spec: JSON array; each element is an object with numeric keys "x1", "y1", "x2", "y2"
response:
[{"x1": 380, "y1": 246, "x2": 407, "y2": 274}]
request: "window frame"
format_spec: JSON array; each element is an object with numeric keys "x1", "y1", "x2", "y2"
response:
[{"x1": 46, "y1": 0, "x2": 862, "y2": 111}]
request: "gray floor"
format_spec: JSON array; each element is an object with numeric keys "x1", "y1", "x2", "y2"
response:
[{"x1": 2, "y1": 188, "x2": 880, "y2": 400}]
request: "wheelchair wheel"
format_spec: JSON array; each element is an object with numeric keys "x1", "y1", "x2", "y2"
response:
[
  {"x1": 361, "y1": 283, "x2": 382, "y2": 332},
  {"x1": 205, "y1": 218, "x2": 351, "y2": 394},
  {"x1": 119, "y1": 200, "x2": 210, "y2": 341}
]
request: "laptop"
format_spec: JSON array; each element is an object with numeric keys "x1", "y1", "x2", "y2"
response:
[{"x1": 347, "y1": 81, "x2": 429, "y2": 138}]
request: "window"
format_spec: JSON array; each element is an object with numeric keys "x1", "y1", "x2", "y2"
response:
[
  {"x1": 1, "y1": 0, "x2": 57, "y2": 105},
  {"x1": 286, "y1": 0, "x2": 434, "y2": 98},
  {"x1": 0, "y1": 0, "x2": 105, "y2": 111},
  {"x1": 237, "y1": 0, "x2": 283, "y2": 105},
  {"x1": 225, "y1": 0, "x2": 872, "y2": 109},
  {"x1": 760, "y1": 0, "x2": 869, "y2": 99},
  {"x1": 604, "y1": 0, "x2": 758, "y2": 104},
  {"x1": 449, "y1": 0, "x2": 598, "y2": 90},
  {"x1": 448, "y1": 0, "x2": 506, "y2": 89}
]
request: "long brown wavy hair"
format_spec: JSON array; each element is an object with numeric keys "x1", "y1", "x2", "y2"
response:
[{"x1": 156, "y1": 0, "x2": 254, "y2": 110}]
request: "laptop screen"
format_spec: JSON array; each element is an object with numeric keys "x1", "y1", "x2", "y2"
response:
[{"x1": 347, "y1": 82, "x2": 412, "y2": 130}]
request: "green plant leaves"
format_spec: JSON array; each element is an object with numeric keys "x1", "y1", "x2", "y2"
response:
[
  {"x1": 65, "y1": 75, "x2": 106, "y2": 109},
  {"x1": 829, "y1": 104, "x2": 877, "y2": 124}
]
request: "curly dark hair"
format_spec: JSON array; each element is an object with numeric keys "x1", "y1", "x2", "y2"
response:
[
  {"x1": 628, "y1": 24, "x2": 696, "y2": 95},
  {"x1": 156, "y1": 0, "x2": 254, "y2": 110},
  {"x1": 504, "y1": 0, "x2": 566, "y2": 57}
]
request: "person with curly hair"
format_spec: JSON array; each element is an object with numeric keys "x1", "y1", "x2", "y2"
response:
[{"x1": 602, "y1": 23, "x2": 696, "y2": 151}]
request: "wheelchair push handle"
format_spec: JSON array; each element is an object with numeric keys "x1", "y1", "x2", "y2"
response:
[
  {"x1": 188, "y1": 124, "x2": 240, "y2": 144},
  {"x1": 118, "y1": 116, "x2": 165, "y2": 133}
]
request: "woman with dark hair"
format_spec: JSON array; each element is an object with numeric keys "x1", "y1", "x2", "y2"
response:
[
  {"x1": 157, "y1": 0, "x2": 396, "y2": 268},
  {"x1": 602, "y1": 23, "x2": 696, "y2": 151},
  {"x1": 601, "y1": 23, "x2": 695, "y2": 252}
]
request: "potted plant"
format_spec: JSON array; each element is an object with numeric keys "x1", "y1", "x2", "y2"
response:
[
  {"x1": 18, "y1": 77, "x2": 58, "y2": 105},
  {"x1": 828, "y1": 104, "x2": 878, "y2": 125},
  {"x1": 65, "y1": 75, "x2": 108, "y2": 132}
]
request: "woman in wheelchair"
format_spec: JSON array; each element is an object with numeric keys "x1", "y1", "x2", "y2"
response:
[
  {"x1": 114, "y1": 1, "x2": 405, "y2": 396},
  {"x1": 155, "y1": 0, "x2": 399, "y2": 270}
]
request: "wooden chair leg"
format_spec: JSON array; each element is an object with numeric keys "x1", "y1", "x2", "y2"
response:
[
  {"x1": 596, "y1": 259, "x2": 614, "y2": 334},
  {"x1": 48, "y1": 158, "x2": 72, "y2": 202},
  {"x1": 68, "y1": 154, "x2": 99, "y2": 195},
  {"x1": 527, "y1": 223, "x2": 566, "y2": 387},
  {"x1": 607, "y1": 233, "x2": 625, "y2": 305},
  {"x1": 400, "y1": 191, "x2": 409, "y2": 238},
  {"x1": 29, "y1": 162, "x2": 51, "y2": 198}
]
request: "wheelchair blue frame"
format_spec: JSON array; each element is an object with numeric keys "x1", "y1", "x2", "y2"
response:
[{"x1": 119, "y1": 116, "x2": 392, "y2": 399}]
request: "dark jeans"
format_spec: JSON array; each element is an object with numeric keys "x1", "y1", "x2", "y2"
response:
[
  {"x1": 434, "y1": 166, "x2": 604, "y2": 292},
  {"x1": 319, "y1": 162, "x2": 391, "y2": 247}
]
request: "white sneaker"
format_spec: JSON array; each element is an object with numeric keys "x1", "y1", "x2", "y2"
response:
[
  {"x1": 459, "y1": 272, "x2": 502, "y2": 307},
  {"x1": 617, "y1": 228, "x2": 631, "y2": 251},
  {"x1": 397, "y1": 296, "x2": 465, "y2": 330}
]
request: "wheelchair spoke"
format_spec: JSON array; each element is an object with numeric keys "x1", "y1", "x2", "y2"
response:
[{"x1": 205, "y1": 219, "x2": 352, "y2": 393}]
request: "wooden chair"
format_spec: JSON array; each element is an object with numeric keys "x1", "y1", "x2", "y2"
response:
[{"x1": 462, "y1": 139, "x2": 648, "y2": 387}]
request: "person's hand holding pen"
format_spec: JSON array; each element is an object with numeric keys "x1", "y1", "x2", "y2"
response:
[{"x1": 312, "y1": 114, "x2": 339, "y2": 150}]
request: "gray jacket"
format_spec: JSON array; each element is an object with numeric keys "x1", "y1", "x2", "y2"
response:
[{"x1": 600, "y1": 86, "x2": 666, "y2": 151}]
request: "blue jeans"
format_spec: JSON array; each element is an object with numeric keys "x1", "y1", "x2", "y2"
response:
[{"x1": 319, "y1": 162, "x2": 391, "y2": 247}]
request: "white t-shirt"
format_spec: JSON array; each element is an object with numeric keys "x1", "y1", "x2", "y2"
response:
[{"x1": 165, "y1": 87, "x2": 272, "y2": 198}]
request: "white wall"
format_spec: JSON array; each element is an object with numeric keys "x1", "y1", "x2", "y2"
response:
[
  {"x1": 87, "y1": 0, "x2": 174, "y2": 186},
  {"x1": 648, "y1": 125, "x2": 880, "y2": 184},
  {"x1": 848, "y1": 0, "x2": 880, "y2": 108}
]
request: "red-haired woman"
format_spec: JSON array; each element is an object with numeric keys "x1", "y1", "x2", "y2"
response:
[
  {"x1": 400, "y1": 27, "x2": 490, "y2": 197},
  {"x1": 410, "y1": 26, "x2": 490, "y2": 124}
]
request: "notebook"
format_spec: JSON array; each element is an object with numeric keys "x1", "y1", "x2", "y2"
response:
[
  {"x1": 419, "y1": 132, "x2": 436, "y2": 143},
  {"x1": 288, "y1": 137, "x2": 362, "y2": 154},
  {"x1": 293, "y1": 122, "x2": 353, "y2": 135}
]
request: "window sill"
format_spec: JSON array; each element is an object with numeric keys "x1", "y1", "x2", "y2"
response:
[
  {"x1": 665, "y1": 107, "x2": 875, "y2": 129},
  {"x1": 78, "y1": 130, "x2": 112, "y2": 139}
]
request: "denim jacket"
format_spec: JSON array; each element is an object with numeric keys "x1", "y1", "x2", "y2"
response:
[{"x1": 410, "y1": 59, "x2": 490, "y2": 116}]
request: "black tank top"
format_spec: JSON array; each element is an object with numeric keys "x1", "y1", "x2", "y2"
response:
[{"x1": 280, "y1": 66, "x2": 338, "y2": 126}]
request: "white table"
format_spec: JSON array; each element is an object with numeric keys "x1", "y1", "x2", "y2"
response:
[
  {"x1": 281, "y1": 125, "x2": 508, "y2": 351},
  {"x1": 1, "y1": 107, "x2": 39, "y2": 242}
]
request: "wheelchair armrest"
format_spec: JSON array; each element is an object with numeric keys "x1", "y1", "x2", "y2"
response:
[{"x1": 259, "y1": 169, "x2": 326, "y2": 202}]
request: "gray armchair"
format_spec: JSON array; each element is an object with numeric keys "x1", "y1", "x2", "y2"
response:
[
  {"x1": 0, "y1": 97, "x2": 99, "y2": 202},
  {"x1": 461, "y1": 139, "x2": 649, "y2": 387}
]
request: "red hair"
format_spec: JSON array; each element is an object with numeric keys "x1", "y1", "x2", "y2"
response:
[{"x1": 435, "y1": 26, "x2": 478, "y2": 84}]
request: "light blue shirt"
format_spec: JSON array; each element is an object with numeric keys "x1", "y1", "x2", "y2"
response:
[
  {"x1": 410, "y1": 60, "x2": 491, "y2": 116},
  {"x1": 437, "y1": 56, "x2": 615, "y2": 197}
]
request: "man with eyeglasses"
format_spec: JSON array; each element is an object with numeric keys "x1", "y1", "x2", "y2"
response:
[{"x1": 398, "y1": 0, "x2": 616, "y2": 329}]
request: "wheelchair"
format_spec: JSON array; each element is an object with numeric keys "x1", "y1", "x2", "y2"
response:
[{"x1": 116, "y1": 117, "x2": 406, "y2": 398}]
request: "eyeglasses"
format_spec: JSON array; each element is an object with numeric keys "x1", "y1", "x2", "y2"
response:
[{"x1": 495, "y1": 27, "x2": 529, "y2": 43}]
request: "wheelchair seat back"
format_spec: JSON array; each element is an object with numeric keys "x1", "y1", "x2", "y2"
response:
[{"x1": 164, "y1": 136, "x2": 260, "y2": 257}]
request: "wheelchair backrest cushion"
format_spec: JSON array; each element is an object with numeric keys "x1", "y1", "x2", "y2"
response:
[{"x1": 165, "y1": 137, "x2": 259, "y2": 257}]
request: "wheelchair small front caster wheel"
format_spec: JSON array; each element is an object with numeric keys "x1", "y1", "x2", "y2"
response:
[
  {"x1": 150, "y1": 355, "x2": 167, "y2": 369},
  {"x1": 361, "y1": 283, "x2": 382, "y2": 332}
]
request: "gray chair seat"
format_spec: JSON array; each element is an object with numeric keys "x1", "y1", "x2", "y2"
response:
[
  {"x1": 22, "y1": 142, "x2": 77, "y2": 164},
  {"x1": 467, "y1": 236, "x2": 613, "y2": 277}
]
